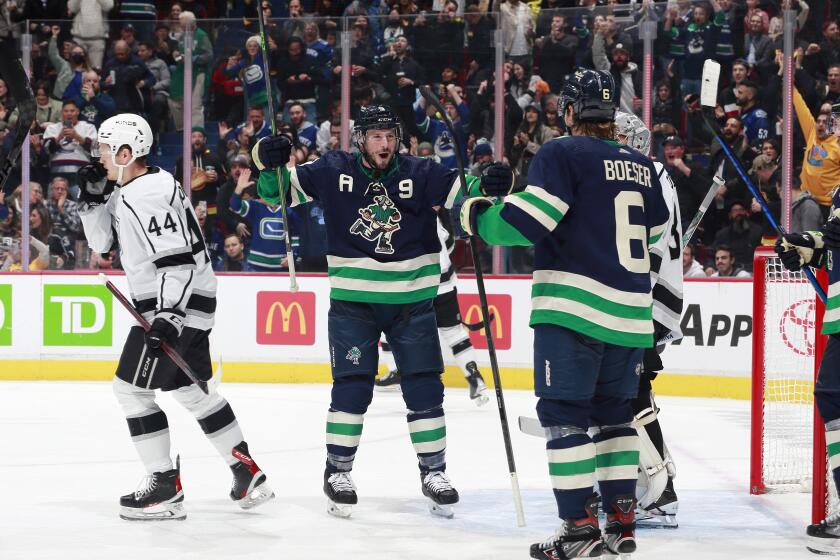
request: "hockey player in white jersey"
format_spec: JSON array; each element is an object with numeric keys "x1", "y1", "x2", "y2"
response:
[
  {"x1": 375, "y1": 209, "x2": 489, "y2": 406},
  {"x1": 615, "y1": 111, "x2": 682, "y2": 528},
  {"x1": 77, "y1": 114, "x2": 273, "y2": 520}
]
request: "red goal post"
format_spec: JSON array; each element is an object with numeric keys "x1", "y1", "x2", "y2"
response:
[{"x1": 750, "y1": 246, "x2": 829, "y2": 523}]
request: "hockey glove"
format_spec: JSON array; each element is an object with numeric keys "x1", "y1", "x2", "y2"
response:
[
  {"x1": 774, "y1": 232, "x2": 826, "y2": 272},
  {"x1": 77, "y1": 162, "x2": 113, "y2": 207},
  {"x1": 478, "y1": 161, "x2": 516, "y2": 197},
  {"x1": 251, "y1": 135, "x2": 293, "y2": 171},
  {"x1": 145, "y1": 309, "x2": 185, "y2": 351},
  {"x1": 822, "y1": 208, "x2": 840, "y2": 249},
  {"x1": 459, "y1": 197, "x2": 494, "y2": 238}
]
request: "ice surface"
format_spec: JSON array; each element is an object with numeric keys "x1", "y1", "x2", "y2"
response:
[{"x1": 0, "y1": 381, "x2": 821, "y2": 559}]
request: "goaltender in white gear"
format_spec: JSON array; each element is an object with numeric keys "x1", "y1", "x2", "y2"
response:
[
  {"x1": 79, "y1": 114, "x2": 273, "y2": 520},
  {"x1": 615, "y1": 111, "x2": 682, "y2": 527}
]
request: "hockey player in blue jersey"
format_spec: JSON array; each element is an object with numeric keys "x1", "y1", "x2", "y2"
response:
[
  {"x1": 776, "y1": 104, "x2": 840, "y2": 555},
  {"x1": 460, "y1": 69, "x2": 670, "y2": 559},
  {"x1": 249, "y1": 105, "x2": 510, "y2": 519}
]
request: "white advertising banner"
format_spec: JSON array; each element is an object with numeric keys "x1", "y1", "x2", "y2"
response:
[{"x1": 0, "y1": 273, "x2": 814, "y2": 383}]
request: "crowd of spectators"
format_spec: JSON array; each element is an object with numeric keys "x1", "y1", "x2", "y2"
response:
[{"x1": 1, "y1": 0, "x2": 840, "y2": 278}]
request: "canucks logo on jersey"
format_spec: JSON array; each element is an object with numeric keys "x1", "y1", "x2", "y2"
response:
[{"x1": 349, "y1": 182, "x2": 403, "y2": 254}]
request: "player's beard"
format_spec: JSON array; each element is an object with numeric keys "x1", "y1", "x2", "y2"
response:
[{"x1": 365, "y1": 146, "x2": 394, "y2": 171}]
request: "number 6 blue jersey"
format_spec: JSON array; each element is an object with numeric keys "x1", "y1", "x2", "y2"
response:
[{"x1": 474, "y1": 136, "x2": 669, "y2": 347}]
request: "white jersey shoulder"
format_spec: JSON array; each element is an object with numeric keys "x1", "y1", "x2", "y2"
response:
[{"x1": 649, "y1": 161, "x2": 683, "y2": 346}]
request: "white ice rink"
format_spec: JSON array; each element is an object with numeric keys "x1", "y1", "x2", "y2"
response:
[{"x1": 0, "y1": 381, "x2": 822, "y2": 559}]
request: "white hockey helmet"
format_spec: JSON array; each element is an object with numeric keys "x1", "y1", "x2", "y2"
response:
[
  {"x1": 96, "y1": 113, "x2": 154, "y2": 184},
  {"x1": 615, "y1": 111, "x2": 651, "y2": 155}
]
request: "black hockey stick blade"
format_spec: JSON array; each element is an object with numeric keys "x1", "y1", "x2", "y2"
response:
[
  {"x1": 0, "y1": 55, "x2": 35, "y2": 193},
  {"x1": 462, "y1": 313, "x2": 494, "y2": 331},
  {"x1": 99, "y1": 274, "x2": 210, "y2": 395}
]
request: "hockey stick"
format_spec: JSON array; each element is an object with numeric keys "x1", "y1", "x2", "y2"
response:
[
  {"x1": 699, "y1": 59, "x2": 827, "y2": 302},
  {"x1": 0, "y1": 55, "x2": 35, "y2": 193},
  {"x1": 255, "y1": 8, "x2": 298, "y2": 292},
  {"x1": 419, "y1": 85, "x2": 526, "y2": 527},
  {"x1": 99, "y1": 274, "x2": 209, "y2": 395},
  {"x1": 681, "y1": 175, "x2": 725, "y2": 249}
]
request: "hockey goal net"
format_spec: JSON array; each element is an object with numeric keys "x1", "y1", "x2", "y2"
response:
[{"x1": 751, "y1": 247, "x2": 830, "y2": 523}]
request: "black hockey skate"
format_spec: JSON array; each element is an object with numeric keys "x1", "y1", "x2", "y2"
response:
[
  {"x1": 374, "y1": 369, "x2": 402, "y2": 392},
  {"x1": 230, "y1": 441, "x2": 275, "y2": 510},
  {"x1": 324, "y1": 469, "x2": 358, "y2": 518},
  {"x1": 603, "y1": 494, "x2": 637, "y2": 559},
  {"x1": 421, "y1": 471, "x2": 459, "y2": 518},
  {"x1": 636, "y1": 478, "x2": 678, "y2": 529},
  {"x1": 530, "y1": 494, "x2": 603, "y2": 559},
  {"x1": 807, "y1": 511, "x2": 840, "y2": 555},
  {"x1": 465, "y1": 361, "x2": 489, "y2": 406},
  {"x1": 119, "y1": 458, "x2": 185, "y2": 521}
]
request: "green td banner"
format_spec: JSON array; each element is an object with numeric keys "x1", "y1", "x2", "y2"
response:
[
  {"x1": 0, "y1": 285, "x2": 10, "y2": 346},
  {"x1": 43, "y1": 285, "x2": 112, "y2": 346}
]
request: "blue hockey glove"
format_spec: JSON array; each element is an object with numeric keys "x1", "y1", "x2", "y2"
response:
[
  {"x1": 478, "y1": 162, "x2": 515, "y2": 197},
  {"x1": 774, "y1": 232, "x2": 825, "y2": 272},
  {"x1": 77, "y1": 162, "x2": 113, "y2": 207},
  {"x1": 459, "y1": 197, "x2": 494, "y2": 238},
  {"x1": 251, "y1": 135, "x2": 293, "y2": 171},
  {"x1": 823, "y1": 210, "x2": 840, "y2": 248},
  {"x1": 145, "y1": 309, "x2": 185, "y2": 351}
]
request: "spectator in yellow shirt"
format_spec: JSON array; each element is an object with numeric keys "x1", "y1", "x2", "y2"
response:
[{"x1": 794, "y1": 87, "x2": 840, "y2": 219}]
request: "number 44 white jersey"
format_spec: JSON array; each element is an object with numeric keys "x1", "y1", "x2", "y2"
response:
[{"x1": 80, "y1": 166, "x2": 217, "y2": 330}]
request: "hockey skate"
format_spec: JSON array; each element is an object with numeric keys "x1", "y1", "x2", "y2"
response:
[
  {"x1": 119, "y1": 458, "x2": 185, "y2": 521},
  {"x1": 465, "y1": 362, "x2": 489, "y2": 406},
  {"x1": 603, "y1": 494, "x2": 637, "y2": 559},
  {"x1": 421, "y1": 471, "x2": 459, "y2": 518},
  {"x1": 807, "y1": 511, "x2": 840, "y2": 555},
  {"x1": 230, "y1": 441, "x2": 275, "y2": 510},
  {"x1": 374, "y1": 369, "x2": 402, "y2": 392},
  {"x1": 530, "y1": 494, "x2": 603, "y2": 559},
  {"x1": 636, "y1": 478, "x2": 678, "y2": 529},
  {"x1": 324, "y1": 470, "x2": 358, "y2": 518}
]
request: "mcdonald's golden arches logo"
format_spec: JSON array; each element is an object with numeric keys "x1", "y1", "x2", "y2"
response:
[
  {"x1": 456, "y1": 294, "x2": 512, "y2": 350},
  {"x1": 256, "y1": 291, "x2": 316, "y2": 345}
]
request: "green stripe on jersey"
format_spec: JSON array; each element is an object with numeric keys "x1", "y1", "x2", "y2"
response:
[
  {"x1": 532, "y1": 283, "x2": 653, "y2": 321},
  {"x1": 328, "y1": 263, "x2": 440, "y2": 282},
  {"x1": 475, "y1": 203, "x2": 534, "y2": 246},
  {"x1": 530, "y1": 269, "x2": 653, "y2": 347},
  {"x1": 327, "y1": 253, "x2": 441, "y2": 304},
  {"x1": 530, "y1": 309, "x2": 653, "y2": 347}
]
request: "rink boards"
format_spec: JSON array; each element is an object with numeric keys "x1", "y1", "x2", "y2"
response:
[{"x1": 0, "y1": 272, "x2": 806, "y2": 400}]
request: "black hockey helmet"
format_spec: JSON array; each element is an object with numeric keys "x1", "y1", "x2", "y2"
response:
[
  {"x1": 353, "y1": 105, "x2": 403, "y2": 148},
  {"x1": 559, "y1": 68, "x2": 616, "y2": 124}
]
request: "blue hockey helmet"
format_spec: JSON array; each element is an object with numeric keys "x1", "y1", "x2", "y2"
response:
[
  {"x1": 559, "y1": 68, "x2": 616, "y2": 124},
  {"x1": 353, "y1": 105, "x2": 403, "y2": 147}
]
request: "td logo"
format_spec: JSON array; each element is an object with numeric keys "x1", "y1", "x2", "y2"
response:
[
  {"x1": 43, "y1": 285, "x2": 112, "y2": 346},
  {"x1": 0, "y1": 284, "x2": 10, "y2": 346}
]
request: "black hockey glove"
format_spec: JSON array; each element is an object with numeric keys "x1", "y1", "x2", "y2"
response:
[
  {"x1": 478, "y1": 161, "x2": 516, "y2": 197},
  {"x1": 251, "y1": 135, "x2": 293, "y2": 171},
  {"x1": 77, "y1": 162, "x2": 113, "y2": 207},
  {"x1": 822, "y1": 210, "x2": 840, "y2": 249},
  {"x1": 774, "y1": 232, "x2": 825, "y2": 272},
  {"x1": 459, "y1": 197, "x2": 494, "y2": 238},
  {"x1": 145, "y1": 309, "x2": 185, "y2": 351}
]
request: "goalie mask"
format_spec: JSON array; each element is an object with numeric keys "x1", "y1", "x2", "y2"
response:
[
  {"x1": 615, "y1": 111, "x2": 652, "y2": 155},
  {"x1": 96, "y1": 113, "x2": 154, "y2": 184}
]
